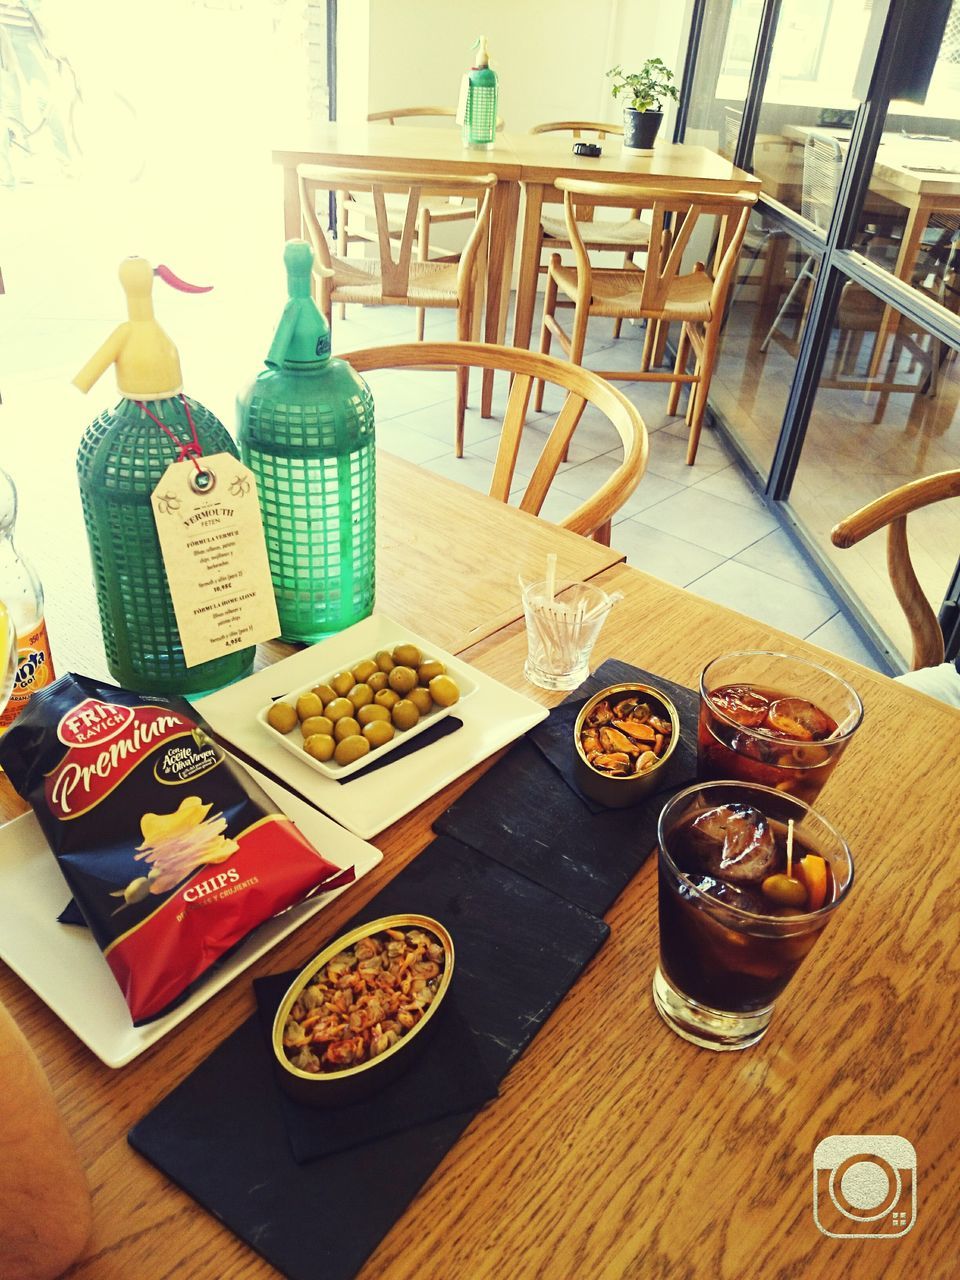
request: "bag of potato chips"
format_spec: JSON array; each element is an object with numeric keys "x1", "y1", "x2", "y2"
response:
[{"x1": 0, "y1": 673, "x2": 351, "y2": 1024}]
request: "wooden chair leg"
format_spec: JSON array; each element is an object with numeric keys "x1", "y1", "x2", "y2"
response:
[
  {"x1": 641, "y1": 319, "x2": 657, "y2": 372},
  {"x1": 593, "y1": 519, "x2": 612, "y2": 547},
  {"x1": 336, "y1": 195, "x2": 348, "y2": 321},
  {"x1": 455, "y1": 364, "x2": 468, "y2": 458},
  {"x1": 416, "y1": 209, "x2": 430, "y2": 342},
  {"x1": 653, "y1": 320, "x2": 670, "y2": 368},
  {"x1": 536, "y1": 262, "x2": 560, "y2": 413},
  {"x1": 667, "y1": 324, "x2": 690, "y2": 417},
  {"x1": 686, "y1": 328, "x2": 719, "y2": 465},
  {"x1": 560, "y1": 298, "x2": 590, "y2": 464}
]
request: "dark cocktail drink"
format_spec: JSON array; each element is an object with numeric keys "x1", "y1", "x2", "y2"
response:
[
  {"x1": 698, "y1": 652, "x2": 863, "y2": 804},
  {"x1": 654, "y1": 781, "x2": 853, "y2": 1050}
]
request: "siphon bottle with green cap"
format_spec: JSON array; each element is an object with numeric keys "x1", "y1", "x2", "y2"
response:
[
  {"x1": 237, "y1": 240, "x2": 375, "y2": 642},
  {"x1": 459, "y1": 35, "x2": 499, "y2": 150},
  {"x1": 73, "y1": 257, "x2": 255, "y2": 694}
]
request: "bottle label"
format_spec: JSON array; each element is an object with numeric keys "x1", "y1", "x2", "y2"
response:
[
  {"x1": 0, "y1": 618, "x2": 56, "y2": 731},
  {"x1": 150, "y1": 452, "x2": 280, "y2": 667}
]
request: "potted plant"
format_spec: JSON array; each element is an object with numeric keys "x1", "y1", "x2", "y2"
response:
[{"x1": 607, "y1": 59, "x2": 679, "y2": 150}]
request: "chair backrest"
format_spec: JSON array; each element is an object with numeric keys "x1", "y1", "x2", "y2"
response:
[
  {"x1": 298, "y1": 166, "x2": 495, "y2": 303},
  {"x1": 555, "y1": 179, "x2": 756, "y2": 317},
  {"x1": 368, "y1": 106, "x2": 505, "y2": 131},
  {"x1": 341, "y1": 342, "x2": 648, "y2": 540},
  {"x1": 530, "y1": 120, "x2": 624, "y2": 139},
  {"x1": 801, "y1": 134, "x2": 843, "y2": 232},
  {"x1": 831, "y1": 469, "x2": 960, "y2": 669}
]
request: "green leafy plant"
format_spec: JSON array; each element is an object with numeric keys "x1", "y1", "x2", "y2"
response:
[{"x1": 607, "y1": 59, "x2": 679, "y2": 113}]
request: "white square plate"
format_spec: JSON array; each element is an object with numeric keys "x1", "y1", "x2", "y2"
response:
[
  {"x1": 0, "y1": 763, "x2": 382, "y2": 1068},
  {"x1": 196, "y1": 614, "x2": 549, "y2": 840},
  {"x1": 257, "y1": 647, "x2": 478, "y2": 780}
]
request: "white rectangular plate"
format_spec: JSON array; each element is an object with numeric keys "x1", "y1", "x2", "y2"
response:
[
  {"x1": 257, "y1": 648, "x2": 478, "y2": 781},
  {"x1": 196, "y1": 614, "x2": 550, "y2": 840},
  {"x1": 0, "y1": 764, "x2": 382, "y2": 1068}
]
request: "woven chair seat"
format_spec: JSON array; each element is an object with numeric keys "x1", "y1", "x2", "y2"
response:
[
  {"x1": 551, "y1": 263, "x2": 714, "y2": 321},
  {"x1": 540, "y1": 213, "x2": 651, "y2": 249},
  {"x1": 330, "y1": 256, "x2": 460, "y2": 306}
]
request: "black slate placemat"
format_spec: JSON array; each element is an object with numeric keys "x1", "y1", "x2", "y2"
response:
[
  {"x1": 129, "y1": 835, "x2": 609, "y2": 1280},
  {"x1": 530, "y1": 658, "x2": 700, "y2": 812},
  {"x1": 432, "y1": 660, "x2": 700, "y2": 917},
  {"x1": 254, "y1": 976, "x2": 498, "y2": 1163}
]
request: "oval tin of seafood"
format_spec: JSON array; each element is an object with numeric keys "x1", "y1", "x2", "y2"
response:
[
  {"x1": 573, "y1": 683, "x2": 681, "y2": 808},
  {"x1": 272, "y1": 914, "x2": 455, "y2": 1107}
]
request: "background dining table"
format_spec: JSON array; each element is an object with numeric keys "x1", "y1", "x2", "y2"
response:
[
  {"x1": 0, "y1": 461, "x2": 955, "y2": 1279},
  {"x1": 272, "y1": 126, "x2": 759, "y2": 415}
]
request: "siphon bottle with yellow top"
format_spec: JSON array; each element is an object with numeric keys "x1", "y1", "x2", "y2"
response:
[{"x1": 0, "y1": 467, "x2": 55, "y2": 737}]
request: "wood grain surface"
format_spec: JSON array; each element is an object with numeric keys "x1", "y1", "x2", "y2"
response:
[{"x1": 2, "y1": 545, "x2": 957, "y2": 1277}]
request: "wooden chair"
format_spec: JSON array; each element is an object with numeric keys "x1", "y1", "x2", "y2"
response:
[
  {"x1": 831, "y1": 469, "x2": 960, "y2": 669},
  {"x1": 529, "y1": 121, "x2": 648, "y2": 340},
  {"x1": 538, "y1": 180, "x2": 756, "y2": 465},
  {"x1": 298, "y1": 167, "x2": 495, "y2": 456},
  {"x1": 342, "y1": 341, "x2": 648, "y2": 545},
  {"x1": 339, "y1": 107, "x2": 505, "y2": 337}
]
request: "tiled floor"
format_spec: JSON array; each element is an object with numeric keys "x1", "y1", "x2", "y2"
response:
[{"x1": 344, "y1": 305, "x2": 882, "y2": 671}]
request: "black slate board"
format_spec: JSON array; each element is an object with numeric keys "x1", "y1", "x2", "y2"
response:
[
  {"x1": 129, "y1": 835, "x2": 609, "y2": 1280},
  {"x1": 253, "y1": 977, "x2": 498, "y2": 1163},
  {"x1": 432, "y1": 660, "x2": 700, "y2": 917}
]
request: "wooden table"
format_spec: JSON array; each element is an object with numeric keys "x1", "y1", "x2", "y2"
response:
[
  {"x1": 506, "y1": 136, "x2": 760, "y2": 355},
  {"x1": 272, "y1": 130, "x2": 758, "y2": 408},
  {"x1": 273, "y1": 126, "x2": 523, "y2": 418},
  {"x1": 779, "y1": 126, "x2": 960, "y2": 372},
  {"x1": 39, "y1": 451, "x2": 623, "y2": 686},
  {"x1": 3, "y1": 502, "x2": 957, "y2": 1278}
]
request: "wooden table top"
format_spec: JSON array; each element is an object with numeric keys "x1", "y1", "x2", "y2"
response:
[
  {"x1": 781, "y1": 124, "x2": 960, "y2": 198},
  {"x1": 26, "y1": 450, "x2": 622, "y2": 697},
  {"x1": 273, "y1": 125, "x2": 758, "y2": 192},
  {"x1": 2, "y1": 527, "x2": 956, "y2": 1277}
]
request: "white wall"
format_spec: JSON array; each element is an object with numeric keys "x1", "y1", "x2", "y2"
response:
[{"x1": 352, "y1": 0, "x2": 690, "y2": 132}]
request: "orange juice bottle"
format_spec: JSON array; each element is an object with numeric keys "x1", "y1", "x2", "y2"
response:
[{"x1": 0, "y1": 468, "x2": 55, "y2": 737}]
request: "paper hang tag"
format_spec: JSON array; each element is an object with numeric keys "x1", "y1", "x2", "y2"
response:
[
  {"x1": 151, "y1": 453, "x2": 280, "y2": 668},
  {"x1": 455, "y1": 73, "x2": 468, "y2": 126}
]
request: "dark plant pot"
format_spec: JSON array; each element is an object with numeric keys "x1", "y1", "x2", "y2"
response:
[{"x1": 623, "y1": 108, "x2": 663, "y2": 150}]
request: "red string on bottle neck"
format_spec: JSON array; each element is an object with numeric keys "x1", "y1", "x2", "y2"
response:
[{"x1": 137, "y1": 395, "x2": 204, "y2": 474}]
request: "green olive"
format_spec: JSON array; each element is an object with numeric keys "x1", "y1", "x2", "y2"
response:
[
  {"x1": 418, "y1": 660, "x2": 445, "y2": 684},
  {"x1": 304, "y1": 733, "x2": 335, "y2": 762},
  {"x1": 375, "y1": 689, "x2": 400, "y2": 711},
  {"x1": 391, "y1": 699, "x2": 420, "y2": 731},
  {"x1": 388, "y1": 665, "x2": 418, "y2": 695},
  {"x1": 330, "y1": 670, "x2": 354, "y2": 696},
  {"x1": 363, "y1": 720, "x2": 395, "y2": 748},
  {"x1": 300, "y1": 715, "x2": 334, "y2": 739},
  {"x1": 761, "y1": 874, "x2": 808, "y2": 908},
  {"x1": 312, "y1": 683, "x2": 337, "y2": 706},
  {"x1": 324, "y1": 697, "x2": 355, "y2": 723},
  {"x1": 266, "y1": 702, "x2": 298, "y2": 734},
  {"x1": 352, "y1": 659, "x2": 378, "y2": 683},
  {"x1": 296, "y1": 692, "x2": 324, "y2": 722},
  {"x1": 375, "y1": 650, "x2": 395, "y2": 673},
  {"x1": 428, "y1": 675, "x2": 460, "y2": 708},
  {"x1": 358, "y1": 703, "x2": 391, "y2": 725},
  {"x1": 334, "y1": 734, "x2": 370, "y2": 766},
  {"x1": 408, "y1": 686, "x2": 433, "y2": 716},
  {"x1": 393, "y1": 643, "x2": 422, "y2": 669},
  {"x1": 367, "y1": 670, "x2": 388, "y2": 692},
  {"x1": 333, "y1": 716, "x2": 361, "y2": 742},
  {"x1": 348, "y1": 682, "x2": 374, "y2": 709}
]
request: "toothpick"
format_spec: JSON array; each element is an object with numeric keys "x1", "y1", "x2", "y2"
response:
[
  {"x1": 786, "y1": 818, "x2": 795, "y2": 879},
  {"x1": 545, "y1": 553, "x2": 557, "y2": 607}
]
